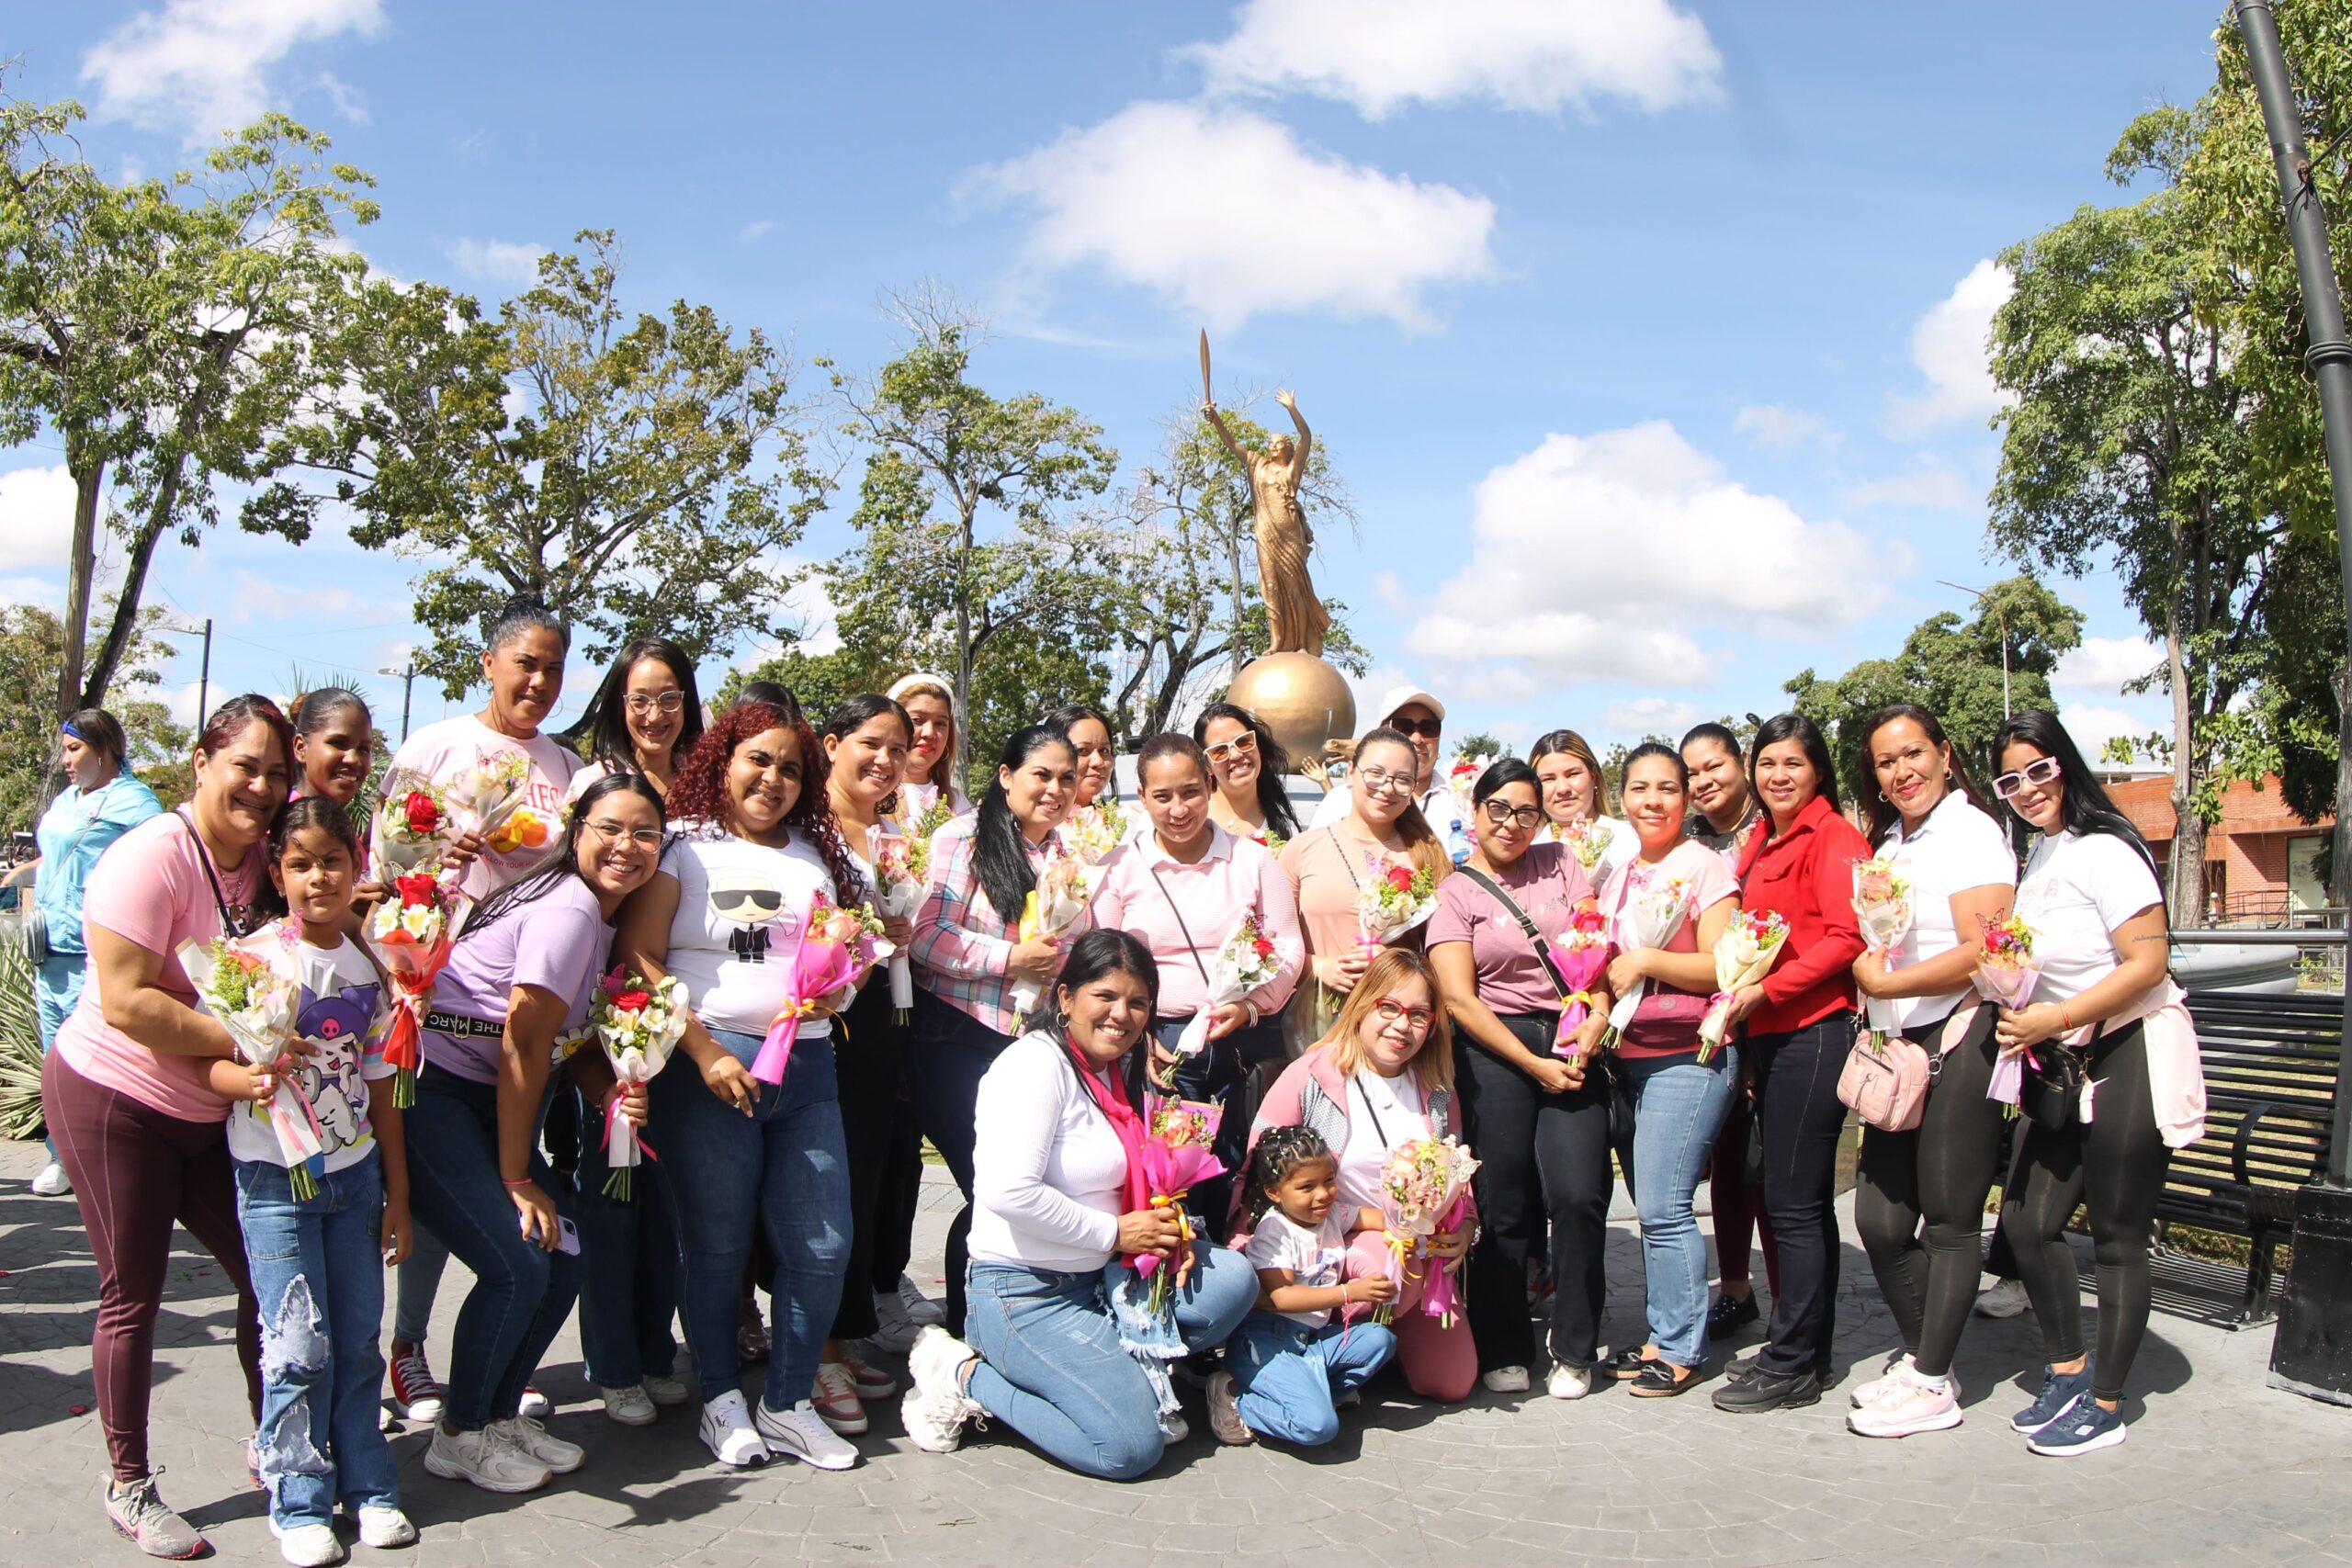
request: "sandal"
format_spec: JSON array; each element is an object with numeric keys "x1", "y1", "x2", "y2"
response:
[
  {"x1": 1602, "y1": 1346, "x2": 1654, "y2": 1381},
  {"x1": 1628, "y1": 1359, "x2": 1703, "y2": 1398}
]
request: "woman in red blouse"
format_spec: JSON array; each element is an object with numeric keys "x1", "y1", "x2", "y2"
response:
[{"x1": 1711, "y1": 714, "x2": 1869, "y2": 1415}]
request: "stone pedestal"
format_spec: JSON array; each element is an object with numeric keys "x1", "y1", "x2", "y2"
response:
[{"x1": 1228, "y1": 652, "x2": 1356, "y2": 767}]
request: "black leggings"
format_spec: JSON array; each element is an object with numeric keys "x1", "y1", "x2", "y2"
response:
[
  {"x1": 831, "y1": 980, "x2": 912, "y2": 1340},
  {"x1": 1854, "y1": 1002, "x2": 2006, "y2": 1379},
  {"x1": 1999, "y1": 1022, "x2": 2170, "y2": 1403}
]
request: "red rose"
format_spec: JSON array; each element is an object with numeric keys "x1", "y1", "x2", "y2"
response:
[
  {"x1": 1570, "y1": 906, "x2": 1606, "y2": 934},
  {"x1": 1252, "y1": 937, "x2": 1276, "y2": 959},
  {"x1": 611, "y1": 989, "x2": 651, "y2": 1012},
  {"x1": 402, "y1": 791, "x2": 441, "y2": 835},
  {"x1": 395, "y1": 873, "x2": 437, "y2": 908},
  {"x1": 1385, "y1": 864, "x2": 1412, "y2": 893}
]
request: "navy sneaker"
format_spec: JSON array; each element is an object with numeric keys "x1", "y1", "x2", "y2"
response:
[
  {"x1": 2027, "y1": 1399, "x2": 2127, "y2": 1456},
  {"x1": 2010, "y1": 1359, "x2": 2095, "y2": 1435}
]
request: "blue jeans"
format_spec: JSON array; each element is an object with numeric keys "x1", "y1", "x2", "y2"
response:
[
  {"x1": 390, "y1": 1230, "x2": 448, "y2": 1348},
  {"x1": 1227, "y1": 1312, "x2": 1396, "y2": 1446},
  {"x1": 651, "y1": 1027, "x2": 849, "y2": 1409},
  {"x1": 910, "y1": 1005, "x2": 1013, "y2": 1334},
  {"x1": 1623, "y1": 1047, "x2": 1738, "y2": 1369},
  {"x1": 232, "y1": 1153, "x2": 401, "y2": 1526},
  {"x1": 401, "y1": 1068, "x2": 577, "y2": 1430},
  {"x1": 572, "y1": 1088, "x2": 680, "y2": 1388},
  {"x1": 35, "y1": 953, "x2": 84, "y2": 1159},
  {"x1": 965, "y1": 1244, "x2": 1258, "y2": 1480}
]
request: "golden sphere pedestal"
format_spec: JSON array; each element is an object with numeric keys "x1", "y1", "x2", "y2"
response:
[{"x1": 1228, "y1": 652, "x2": 1356, "y2": 767}]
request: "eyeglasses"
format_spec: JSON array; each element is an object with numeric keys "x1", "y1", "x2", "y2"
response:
[
  {"x1": 1372, "y1": 998, "x2": 1435, "y2": 1032},
  {"x1": 1355, "y1": 766, "x2": 1413, "y2": 797},
  {"x1": 1480, "y1": 799, "x2": 1544, "y2": 830},
  {"x1": 1990, "y1": 757, "x2": 2062, "y2": 799},
  {"x1": 1204, "y1": 731, "x2": 1258, "y2": 763},
  {"x1": 625, "y1": 691, "x2": 685, "y2": 716},
  {"x1": 1389, "y1": 716, "x2": 1442, "y2": 739},
  {"x1": 584, "y1": 818, "x2": 666, "y2": 850}
]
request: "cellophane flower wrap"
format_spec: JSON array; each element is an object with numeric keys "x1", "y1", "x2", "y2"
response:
[
  {"x1": 365, "y1": 871, "x2": 468, "y2": 1107},
  {"x1": 1560, "y1": 816, "x2": 1613, "y2": 877},
  {"x1": 1131, "y1": 1098, "x2": 1227, "y2": 1315},
  {"x1": 870, "y1": 831, "x2": 927, "y2": 1022},
  {"x1": 180, "y1": 930, "x2": 326, "y2": 1199},
  {"x1": 439, "y1": 750, "x2": 537, "y2": 854},
  {"x1": 1852, "y1": 857, "x2": 1915, "y2": 1043},
  {"x1": 752, "y1": 896, "x2": 889, "y2": 1085},
  {"x1": 1372, "y1": 1134, "x2": 1480, "y2": 1327},
  {"x1": 1172, "y1": 911, "x2": 1287, "y2": 1060},
  {"x1": 1974, "y1": 915, "x2": 2041, "y2": 1104},
  {"x1": 1547, "y1": 906, "x2": 1611, "y2": 1060},
  {"x1": 369, "y1": 769, "x2": 458, "y2": 879},
  {"x1": 1355, "y1": 854, "x2": 1438, "y2": 953},
  {"x1": 1445, "y1": 756, "x2": 1484, "y2": 817},
  {"x1": 1599, "y1": 872, "x2": 1695, "y2": 1047},
  {"x1": 1697, "y1": 908, "x2": 1790, "y2": 1064},
  {"x1": 591, "y1": 967, "x2": 689, "y2": 1199},
  {"x1": 1008, "y1": 852, "x2": 1094, "y2": 1029},
  {"x1": 1065, "y1": 797, "x2": 1128, "y2": 866}
]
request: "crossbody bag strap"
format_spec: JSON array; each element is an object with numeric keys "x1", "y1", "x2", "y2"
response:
[
  {"x1": 175, "y1": 807, "x2": 243, "y2": 934},
  {"x1": 1144, "y1": 860, "x2": 1216, "y2": 988},
  {"x1": 1453, "y1": 861, "x2": 1577, "y2": 999}
]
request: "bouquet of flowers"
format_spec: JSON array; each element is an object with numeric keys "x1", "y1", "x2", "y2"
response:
[
  {"x1": 370, "y1": 771, "x2": 458, "y2": 878},
  {"x1": 907, "y1": 796, "x2": 953, "y2": 846},
  {"x1": 1065, "y1": 796, "x2": 1128, "y2": 865},
  {"x1": 1559, "y1": 816, "x2": 1614, "y2": 878},
  {"x1": 1172, "y1": 911, "x2": 1287, "y2": 1060},
  {"x1": 1008, "y1": 852, "x2": 1095, "y2": 1029},
  {"x1": 1130, "y1": 1098, "x2": 1227, "y2": 1316},
  {"x1": 1355, "y1": 854, "x2": 1439, "y2": 953},
  {"x1": 1599, "y1": 873, "x2": 1695, "y2": 1047},
  {"x1": 365, "y1": 871, "x2": 469, "y2": 1107},
  {"x1": 870, "y1": 832, "x2": 928, "y2": 1022},
  {"x1": 1853, "y1": 857, "x2": 1915, "y2": 1044},
  {"x1": 1445, "y1": 755, "x2": 1484, "y2": 815},
  {"x1": 181, "y1": 931, "x2": 326, "y2": 1198},
  {"x1": 439, "y1": 750, "x2": 535, "y2": 853},
  {"x1": 752, "y1": 895, "x2": 890, "y2": 1085},
  {"x1": 1546, "y1": 906, "x2": 1611, "y2": 1061},
  {"x1": 1371, "y1": 1134, "x2": 1480, "y2": 1327},
  {"x1": 590, "y1": 967, "x2": 689, "y2": 1199},
  {"x1": 1697, "y1": 908, "x2": 1790, "y2": 1063},
  {"x1": 1974, "y1": 915, "x2": 2041, "y2": 1104}
]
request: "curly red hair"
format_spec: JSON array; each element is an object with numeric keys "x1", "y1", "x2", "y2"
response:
[{"x1": 665, "y1": 701, "x2": 866, "y2": 904}]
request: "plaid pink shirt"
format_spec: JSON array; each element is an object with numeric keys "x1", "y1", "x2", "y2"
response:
[{"x1": 911, "y1": 815, "x2": 1079, "y2": 1035}]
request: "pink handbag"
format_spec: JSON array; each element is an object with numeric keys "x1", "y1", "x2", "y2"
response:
[{"x1": 1838, "y1": 1026, "x2": 1929, "y2": 1132}]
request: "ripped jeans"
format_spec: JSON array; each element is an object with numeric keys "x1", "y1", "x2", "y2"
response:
[{"x1": 232, "y1": 1152, "x2": 401, "y2": 1528}]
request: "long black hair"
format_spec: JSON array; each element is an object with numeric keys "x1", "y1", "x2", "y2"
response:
[
  {"x1": 1031, "y1": 928, "x2": 1160, "y2": 1042},
  {"x1": 1472, "y1": 756, "x2": 1541, "y2": 808},
  {"x1": 1990, "y1": 709, "x2": 2163, "y2": 885},
  {"x1": 582, "y1": 637, "x2": 704, "y2": 777},
  {"x1": 1748, "y1": 712, "x2": 1841, "y2": 827},
  {"x1": 256, "y1": 795, "x2": 368, "y2": 920},
  {"x1": 1193, "y1": 701, "x2": 1299, "y2": 839},
  {"x1": 462, "y1": 771, "x2": 666, "y2": 942},
  {"x1": 974, "y1": 725, "x2": 1076, "y2": 925},
  {"x1": 1856, "y1": 702, "x2": 1995, "y2": 848},
  {"x1": 823, "y1": 694, "x2": 913, "y2": 817},
  {"x1": 1245, "y1": 1124, "x2": 1337, "y2": 1227}
]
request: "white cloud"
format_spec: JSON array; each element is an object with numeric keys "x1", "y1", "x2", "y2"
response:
[
  {"x1": 1883, "y1": 258, "x2": 2015, "y2": 437},
  {"x1": 1405, "y1": 421, "x2": 1913, "y2": 691},
  {"x1": 1838, "y1": 460, "x2": 1974, "y2": 513},
  {"x1": 82, "y1": 0, "x2": 384, "y2": 141},
  {"x1": 225, "y1": 570, "x2": 355, "y2": 627},
  {"x1": 2058, "y1": 703, "x2": 2155, "y2": 764},
  {"x1": 447, "y1": 238, "x2": 548, "y2": 288},
  {"x1": 314, "y1": 71, "x2": 368, "y2": 123},
  {"x1": 1733, "y1": 403, "x2": 1838, "y2": 453},
  {"x1": 1187, "y1": 0, "x2": 1719, "y2": 119},
  {"x1": 0, "y1": 465, "x2": 80, "y2": 571},
  {"x1": 737, "y1": 219, "x2": 780, "y2": 243},
  {"x1": 1602, "y1": 696, "x2": 1698, "y2": 739},
  {"x1": 167, "y1": 679, "x2": 210, "y2": 728},
  {"x1": 2055, "y1": 635, "x2": 2163, "y2": 694},
  {"x1": 0, "y1": 575, "x2": 62, "y2": 609},
  {"x1": 972, "y1": 101, "x2": 1497, "y2": 331}
]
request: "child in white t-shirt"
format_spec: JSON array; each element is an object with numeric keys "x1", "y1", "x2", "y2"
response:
[{"x1": 1205, "y1": 1127, "x2": 1397, "y2": 1448}]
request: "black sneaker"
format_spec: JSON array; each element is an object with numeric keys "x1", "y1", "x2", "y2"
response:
[
  {"x1": 1712, "y1": 1365, "x2": 1822, "y2": 1414},
  {"x1": 1706, "y1": 1292, "x2": 1760, "y2": 1339}
]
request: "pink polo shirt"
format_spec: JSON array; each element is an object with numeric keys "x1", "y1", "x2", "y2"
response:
[{"x1": 1091, "y1": 825, "x2": 1303, "y2": 1020}]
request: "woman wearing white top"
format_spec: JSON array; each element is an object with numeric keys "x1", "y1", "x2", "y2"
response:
[
  {"x1": 1846, "y1": 705, "x2": 2018, "y2": 1438},
  {"x1": 895, "y1": 931, "x2": 1259, "y2": 1478},
  {"x1": 1990, "y1": 710, "x2": 2195, "y2": 1459},
  {"x1": 1529, "y1": 728, "x2": 1637, "y2": 897}
]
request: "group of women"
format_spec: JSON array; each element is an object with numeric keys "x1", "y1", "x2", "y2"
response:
[{"x1": 24, "y1": 593, "x2": 2202, "y2": 1561}]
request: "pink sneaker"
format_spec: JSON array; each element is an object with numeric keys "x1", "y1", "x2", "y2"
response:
[{"x1": 1848, "y1": 1365, "x2": 1962, "y2": 1438}]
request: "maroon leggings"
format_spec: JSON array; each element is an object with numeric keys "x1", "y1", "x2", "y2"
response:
[
  {"x1": 1711, "y1": 1096, "x2": 1781, "y2": 1298},
  {"x1": 43, "y1": 1050, "x2": 262, "y2": 1483}
]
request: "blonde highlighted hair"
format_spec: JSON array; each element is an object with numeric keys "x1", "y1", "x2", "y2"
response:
[{"x1": 1319, "y1": 948, "x2": 1454, "y2": 1099}]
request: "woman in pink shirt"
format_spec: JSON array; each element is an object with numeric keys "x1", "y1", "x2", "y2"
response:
[
  {"x1": 1091, "y1": 735, "x2": 1303, "y2": 1228},
  {"x1": 43, "y1": 695, "x2": 295, "y2": 1558}
]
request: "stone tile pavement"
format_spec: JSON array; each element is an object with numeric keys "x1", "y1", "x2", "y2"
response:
[{"x1": 1, "y1": 1138, "x2": 2347, "y2": 1567}]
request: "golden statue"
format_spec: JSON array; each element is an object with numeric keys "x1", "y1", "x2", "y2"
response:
[{"x1": 1203, "y1": 383, "x2": 1329, "y2": 659}]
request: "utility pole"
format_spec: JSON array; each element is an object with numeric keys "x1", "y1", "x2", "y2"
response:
[
  {"x1": 378, "y1": 662, "x2": 416, "y2": 742},
  {"x1": 2234, "y1": 0, "x2": 2352, "y2": 1404},
  {"x1": 157, "y1": 617, "x2": 214, "y2": 731}
]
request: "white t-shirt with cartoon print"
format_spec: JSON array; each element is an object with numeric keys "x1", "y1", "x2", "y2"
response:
[
  {"x1": 1243, "y1": 1207, "x2": 1355, "y2": 1327},
  {"x1": 661, "y1": 825, "x2": 842, "y2": 1040},
  {"x1": 225, "y1": 933, "x2": 393, "y2": 1176}
]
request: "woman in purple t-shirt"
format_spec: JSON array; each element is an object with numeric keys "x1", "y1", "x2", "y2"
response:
[
  {"x1": 1426, "y1": 760, "x2": 1611, "y2": 1402},
  {"x1": 401, "y1": 773, "x2": 664, "y2": 1496}
]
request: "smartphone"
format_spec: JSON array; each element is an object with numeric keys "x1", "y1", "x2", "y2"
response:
[{"x1": 555, "y1": 1216, "x2": 581, "y2": 1256}]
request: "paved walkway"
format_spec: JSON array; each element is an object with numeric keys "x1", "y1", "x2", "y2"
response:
[{"x1": 1, "y1": 1137, "x2": 2346, "y2": 1566}]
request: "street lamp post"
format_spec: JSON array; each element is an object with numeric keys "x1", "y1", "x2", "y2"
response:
[{"x1": 377, "y1": 662, "x2": 416, "y2": 743}]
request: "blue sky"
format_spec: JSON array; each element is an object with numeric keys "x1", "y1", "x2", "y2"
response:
[{"x1": 1, "y1": 1, "x2": 2225, "y2": 754}]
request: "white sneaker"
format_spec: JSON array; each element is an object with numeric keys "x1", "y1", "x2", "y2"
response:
[
  {"x1": 1976, "y1": 1279, "x2": 2031, "y2": 1318},
  {"x1": 1850, "y1": 1351, "x2": 1915, "y2": 1409},
  {"x1": 756, "y1": 1398, "x2": 861, "y2": 1470},
  {"x1": 423, "y1": 1426, "x2": 551, "y2": 1495},
  {"x1": 812, "y1": 1362, "x2": 871, "y2": 1436},
  {"x1": 1849, "y1": 1365, "x2": 1963, "y2": 1438},
  {"x1": 356, "y1": 1505, "x2": 416, "y2": 1549},
  {"x1": 516, "y1": 1385, "x2": 552, "y2": 1418},
  {"x1": 698, "y1": 1391, "x2": 770, "y2": 1469},
  {"x1": 642, "y1": 1373, "x2": 692, "y2": 1406},
  {"x1": 491, "y1": 1415, "x2": 583, "y2": 1474},
  {"x1": 900, "y1": 1325, "x2": 985, "y2": 1454},
  {"x1": 598, "y1": 1382, "x2": 656, "y2": 1427},
  {"x1": 1206, "y1": 1371, "x2": 1252, "y2": 1445},
  {"x1": 866, "y1": 1290, "x2": 921, "y2": 1355},
  {"x1": 1481, "y1": 1365, "x2": 1531, "y2": 1393},
  {"x1": 898, "y1": 1272, "x2": 947, "y2": 1326},
  {"x1": 1157, "y1": 1406, "x2": 1190, "y2": 1443},
  {"x1": 1547, "y1": 1362, "x2": 1593, "y2": 1401},
  {"x1": 269, "y1": 1518, "x2": 344, "y2": 1566},
  {"x1": 30, "y1": 1160, "x2": 71, "y2": 1197}
]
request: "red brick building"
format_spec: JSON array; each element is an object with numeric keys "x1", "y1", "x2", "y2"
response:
[{"x1": 2108, "y1": 774, "x2": 2334, "y2": 920}]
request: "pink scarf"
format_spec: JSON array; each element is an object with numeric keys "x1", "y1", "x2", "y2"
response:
[{"x1": 1061, "y1": 1035, "x2": 1148, "y2": 1215}]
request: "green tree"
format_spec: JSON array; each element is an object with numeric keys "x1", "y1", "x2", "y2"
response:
[
  {"x1": 278, "y1": 230, "x2": 832, "y2": 696},
  {"x1": 0, "y1": 603, "x2": 186, "y2": 834}
]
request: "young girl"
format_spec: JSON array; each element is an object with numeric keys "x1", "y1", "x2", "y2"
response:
[
  {"x1": 208, "y1": 795, "x2": 415, "y2": 1564},
  {"x1": 1207, "y1": 1127, "x2": 1397, "y2": 1447}
]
